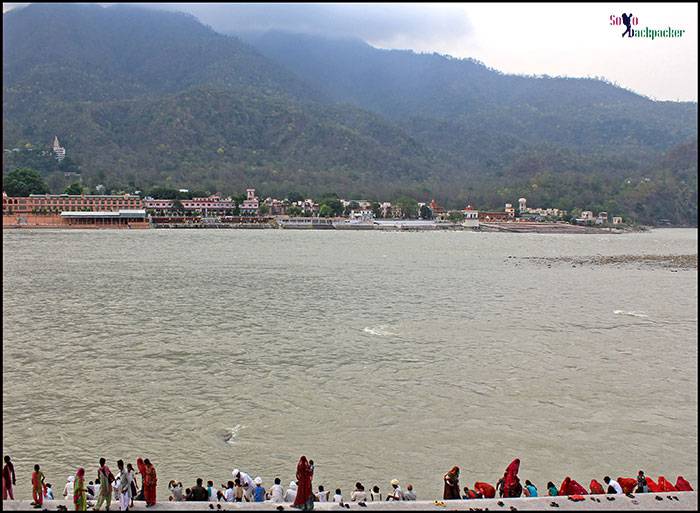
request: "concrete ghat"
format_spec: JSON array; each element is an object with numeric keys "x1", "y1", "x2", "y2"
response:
[{"x1": 2, "y1": 493, "x2": 696, "y2": 511}]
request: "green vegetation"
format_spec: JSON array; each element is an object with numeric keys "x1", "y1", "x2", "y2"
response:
[
  {"x1": 64, "y1": 182, "x2": 84, "y2": 195},
  {"x1": 2, "y1": 167, "x2": 49, "y2": 196},
  {"x1": 2, "y1": 4, "x2": 697, "y2": 226}
]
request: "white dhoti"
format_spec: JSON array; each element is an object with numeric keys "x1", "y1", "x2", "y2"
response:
[{"x1": 119, "y1": 489, "x2": 130, "y2": 511}]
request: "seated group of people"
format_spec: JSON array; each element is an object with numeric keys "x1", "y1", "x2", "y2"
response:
[{"x1": 445, "y1": 460, "x2": 694, "y2": 501}]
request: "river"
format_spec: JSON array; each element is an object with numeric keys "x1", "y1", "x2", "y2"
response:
[{"x1": 2, "y1": 228, "x2": 697, "y2": 499}]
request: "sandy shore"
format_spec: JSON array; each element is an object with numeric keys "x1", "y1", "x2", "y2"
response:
[{"x1": 2, "y1": 492, "x2": 696, "y2": 510}]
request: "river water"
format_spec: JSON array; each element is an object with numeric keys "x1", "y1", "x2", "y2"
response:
[{"x1": 2, "y1": 228, "x2": 697, "y2": 499}]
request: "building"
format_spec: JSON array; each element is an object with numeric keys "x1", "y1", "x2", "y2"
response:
[
  {"x1": 504, "y1": 203, "x2": 515, "y2": 219},
  {"x1": 240, "y1": 188, "x2": 259, "y2": 216},
  {"x1": 478, "y1": 211, "x2": 510, "y2": 222},
  {"x1": 612, "y1": 216, "x2": 623, "y2": 225},
  {"x1": 462, "y1": 205, "x2": 480, "y2": 228},
  {"x1": 596, "y1": 211, "x2": 609, "y2": 225},
  {"x1": 580, "y1": 211, "x2": 594, "y2": 221},
  {"x1": 519, "y1": 197, "x2": 527, "y2": 214},
  {"x1": 143, "y1": 194, "x2": 234, "y2": 216},
  {"x1": 264, "y1": 197, "x2": 288, "y2": 216},
  {"x1": 52, "y1": 136, "x2": 66, "y2": 162},
  {"x1": 3, "y1": 192, "x2": 143, "y2": 214},
  {"x1": 429, "y1": 199, "x2": 445, "y2": 218}
]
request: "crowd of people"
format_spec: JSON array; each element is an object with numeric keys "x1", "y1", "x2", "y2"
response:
[
  {"x1": 2, "y1": 454, "x2": 695, "y2": 511},
  {"x1": 441, "y1": 459, "x2": 694, "y2": 502}
]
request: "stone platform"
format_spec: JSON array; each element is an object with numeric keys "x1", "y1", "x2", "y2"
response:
[{"x1": 2, "y1": 492, "x2": 696, "y2": 510}]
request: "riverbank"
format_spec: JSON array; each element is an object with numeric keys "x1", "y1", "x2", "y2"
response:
[{"x1": 2, "y1": 492, "x2": 696, "y2": 510}]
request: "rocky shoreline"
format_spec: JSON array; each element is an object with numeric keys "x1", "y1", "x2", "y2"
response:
[{"x1": 520, "y1": 254, "x2": 697, "y2": 270}]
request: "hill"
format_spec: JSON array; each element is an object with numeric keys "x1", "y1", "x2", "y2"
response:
[{"x1": 2, "y1": 5, "x2": 697, "y2": 224}]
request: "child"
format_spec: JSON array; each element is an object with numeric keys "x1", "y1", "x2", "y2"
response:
[
  {"x1": 31, "y1": 464, "x2": 45, "y2": 509},
  {"x1": 44, "y1": 483, "x2": 55, "y2": 501},
  {"x1": 234, "y1": 478, "x2": 244, "y2": 502},
  {"x1": 268, "y1": 477, "x2": 284, "y2": 503},
  {"x1": 253, "y1": 477, "x2": 266, "y2": 502},
  {"x1": 316, "y1": 485, "x2": 330, "y2": 502},
  {"x1": 333, "y1": 488, "x2": 343, "y2": 502},
  {"x1": 207, "y1": 480, "x2": 217, "y2": 502}
]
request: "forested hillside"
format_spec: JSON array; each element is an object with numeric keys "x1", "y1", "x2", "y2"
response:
[{"x1": 2, "y1": 4, "x2": 697, "y2": 224}]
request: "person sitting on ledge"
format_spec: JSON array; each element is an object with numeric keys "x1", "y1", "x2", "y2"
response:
[
  {"x1": 524, "y1": 480, "x2": 538, "y2": 497},
  {"x1": 604, "y1": 476, "x2": 623, "y2": 494},
  {"x1": 351, "y1": 482, "x2": 366, "y2": 502},
  {"x1": 388, "y1": 479, "x2": 404, "y2": 501},
  {"x1": 547, "y1": 481, "x2": 558, "y2": 496},
  {"x1": 403, "y1": 484, "x2": 417, "y2": 501},
  {"x1": 370, "y1": 485, "x2": 382, "y2": 501}
]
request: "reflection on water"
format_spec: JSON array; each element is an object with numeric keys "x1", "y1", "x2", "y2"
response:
[{"x1": 2, "y1": 229, "x2": 697, "y2": 498}]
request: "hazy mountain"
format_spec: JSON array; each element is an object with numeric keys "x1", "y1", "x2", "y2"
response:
[
  {"x1": 2, "y1": 4, "x2": 697, "y2": 223},
  {"x1": 245, "y1": 31, "x2": 697, "y2": 166}
]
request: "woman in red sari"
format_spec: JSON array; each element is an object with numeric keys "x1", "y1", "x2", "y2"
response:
[
  {"x1": 503, "y1": 459, "x2": 522, "y2": 497},
  {"x1": 292, "y1": 456, "x2": 313, "y2": 510},
  {"x1": 589, "y1": 479, "x2": 605, "y2": 494},
  {"x1": 443, "y1": 467, "x2": 460, "y2": 500},
  {"x1": 137, "y1": 458, "x2": 158, "y2": 507}
]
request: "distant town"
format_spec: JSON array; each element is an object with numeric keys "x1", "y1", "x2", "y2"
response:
[{"x1": 3, "y1": 136, "x2": 626, "y2": 232}]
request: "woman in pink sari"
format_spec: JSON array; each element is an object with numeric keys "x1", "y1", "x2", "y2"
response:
[
  {"x1": 292, "y1": 456, "x2": 314, "y2": 510},
  {"x1": 503, "y1": 459, "x2": 522, "y2": 497}
]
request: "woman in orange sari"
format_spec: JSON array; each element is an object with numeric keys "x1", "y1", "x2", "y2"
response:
[
  {"x1": 291, "y1": 456, "x2": 313, "y2": 510},
  {"x1": 137, "y1": 458, "x2": 158, "y2": 507}
]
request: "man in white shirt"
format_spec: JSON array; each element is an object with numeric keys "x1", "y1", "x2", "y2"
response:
[
  {"x1": 232, "y1": 469, "x2": 255, "y2": 502},
  {"x1": 268, "y1": 478, "x2": 285, "y2": 503},
  {"x1": 388, "y1": 479, "x2": 404, "y2": 501},
  {"x1": 604, "y1": 476, "x2": 623, "y2": 494}
]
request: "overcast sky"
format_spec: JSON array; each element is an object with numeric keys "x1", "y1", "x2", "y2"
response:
[{"x1": 4, "y1": 2, "x2": 697, "y2": 101}]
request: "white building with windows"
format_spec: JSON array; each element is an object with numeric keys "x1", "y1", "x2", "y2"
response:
[{"x1": 52, "y1": 136, "x2": 66, "y2": 162}]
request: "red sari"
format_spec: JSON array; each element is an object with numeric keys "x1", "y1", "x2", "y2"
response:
[
  {"x1": 675, "y1": 476, "x2": 693, "y2": 492},
  {"x1": 503, "y1": 459, "x2": 521, "y2": 497},
  {"x1": 137, "y1": 458, "x2": 157, "y2": 506},
  {"x1": 559, "y1": 477, "x2": 587, "y2": 496},
  {"x1": 617, "y1": 477, "x2": 636, "y2": 494},
  {"x1": 443, "y1": 467, "x2": 460, "y2": 500},
  {"x1": 589, "y1": 480, "x2": 605, "y2": 494},
  {"x1": 645, "y1": 477, "x2": 660, "y2": 492},
  {"x1": 474, "y1": 482, "x2": 496, "y2": 498},
  {"x1": 292, "y1": 456, "x2": 313, "y2": 509},
  {"x1": 657, "y1": 476, "x2": 677, "y2": 492}
]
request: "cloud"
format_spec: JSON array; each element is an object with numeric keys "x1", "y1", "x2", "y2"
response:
[{"x1": 145, "y1": 3, "x2": 474, "y2": 47}]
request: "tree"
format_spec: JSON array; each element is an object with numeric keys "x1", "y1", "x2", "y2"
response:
[
  {"x1": 259, "y1": 203, "x2": 270, "y2": 215},
  {"x1": 394, "y1": 196, "x2": 419, "y2": 219},
  {"x1": 371, "y1": 202, "x2": 382, "y2": 219},
  {"x1": 287, "y1": 205, "x2": 302, "y2": 217},
  {"x1": 319, "y1": 204, "x2": 333, "y2": 217},
  {"x1": 447, "y1": 211, "x2": 464, "y2": 223},
  {"x1": 419, "y1": 204, "x2": 433, "y2": 220},
  {"x1": 64, "y1": 182, "x2": 84, "y2": 195},
  {"x1": 3, "y1": 167, "x2": 49, "y2": 196},
  {"x1": 287, "y1": 191, "x2": 304, "y2": 203}
]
